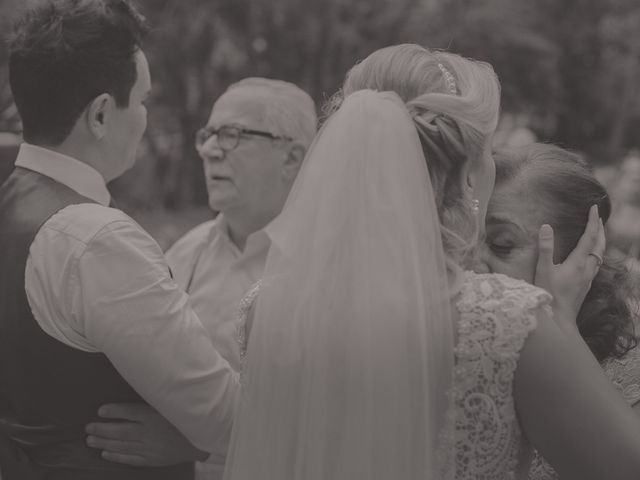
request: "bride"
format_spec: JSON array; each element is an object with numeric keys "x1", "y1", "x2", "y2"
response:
[{"x1": 224, "y1": 44, "x2": 640, "y2": 479}]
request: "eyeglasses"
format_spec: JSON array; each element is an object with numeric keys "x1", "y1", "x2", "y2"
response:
[{"x1": 195, "y1": 125, "x2": 293, "y2": 152}]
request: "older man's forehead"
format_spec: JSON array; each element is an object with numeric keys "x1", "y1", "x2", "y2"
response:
[
  {"x1": 208, "y1": 89, "x2": 270, "y2": 125},
  {"x1": 216, "y1": 86, "x2": 273, "y2": 109}
]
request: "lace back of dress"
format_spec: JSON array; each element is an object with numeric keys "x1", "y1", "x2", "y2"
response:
[{"x1": 453, "y1": 271, "x2": 550, "y2": 480}]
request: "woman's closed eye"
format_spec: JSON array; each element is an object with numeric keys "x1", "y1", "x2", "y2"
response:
[
  {"x1": 488, "y1": 241, "x2": 514, "y2": 256},
  {"x1": 485, "y1": 232, "x2": 519, "y2": 257},
  {"x1": 483, "y1": 205, "x2": 540, "y2": 282}
]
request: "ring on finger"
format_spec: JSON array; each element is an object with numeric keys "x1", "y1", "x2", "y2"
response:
[{"x1": 588, "y1": 252, "x2": 603, "y2": 267}]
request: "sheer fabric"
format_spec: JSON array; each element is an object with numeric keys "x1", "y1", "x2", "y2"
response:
[
  {"x1": 233, "y1": 271, "x2": 552, "y2": 479},
  {"x1": 224, "y1": 90, "x2": 455, "y2": 480}
]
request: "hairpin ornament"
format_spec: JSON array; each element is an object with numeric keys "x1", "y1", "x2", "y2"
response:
[{"x1": 437, "y1": 63, "x2": 458, "y2": 95}]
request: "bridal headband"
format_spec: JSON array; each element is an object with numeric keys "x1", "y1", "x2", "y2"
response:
[{"x1": 437, "y1": 63, "x2": 458, "y2": 95}]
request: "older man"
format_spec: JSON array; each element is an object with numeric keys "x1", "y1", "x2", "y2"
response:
[
  {"x1": 168, "y1": 77, "x2": 317, "y2": 372},
  {"x1": 86, "y1": 77, "x2": 317, "y2": 479}
]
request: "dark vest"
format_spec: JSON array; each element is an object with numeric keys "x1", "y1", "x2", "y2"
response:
[{"x1": 0, "y1": 167, "x2": 194, "y2": 479}]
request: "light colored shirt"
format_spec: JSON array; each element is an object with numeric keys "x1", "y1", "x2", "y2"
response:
[
  {"x1": 165, "y1": 215, "x2": 270, "y2": 480},
  {"x1": 18, "y1": 143, "x2": 239, "y2": 455},
  {"x1": 166, "y1": 215, "x2": 270, "y2": 373}
]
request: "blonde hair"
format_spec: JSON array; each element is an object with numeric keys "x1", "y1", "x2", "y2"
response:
[
  {"x1": 327, "y1": 44, "x2": 501, "y2": 275},
  {"x1": 226, "y1": 77, "x2": 317, "y2": 148}
]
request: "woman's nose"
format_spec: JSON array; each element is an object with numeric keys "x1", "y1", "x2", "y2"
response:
[
  {"x1": 472, "y1": 244, "x2": 492, "y2": 274},
  {"x1": 473, "y1": 261, "x2": 490, "y2": 274}
]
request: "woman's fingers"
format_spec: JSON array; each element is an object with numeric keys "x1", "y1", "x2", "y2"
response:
[
  {"x1": 585, "y1": 218, "x2": 606, "y2": 278},
  {"x1": 565, "y1": 205, "x2": 605, "y2": 282},
  {"x1": 537, "y1": 205, "x2": 604, "y2": 321},
  {"x1": 534, "y1": 224, "x2": 555, "y2": 293},
  {"x1": 567, "y1": 205, "x2": 600, "y2": 265}
]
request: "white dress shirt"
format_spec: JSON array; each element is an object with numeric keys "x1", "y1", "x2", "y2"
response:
[
  {"x1": 18, "y1": 143, "x2": 239, "y2": 455},
  {"x1": 165, "y1": 215, "x2": 271, "y2": 480},
  {"x1": 166, "y1": 215, "x2": 270, "y2": 373}
]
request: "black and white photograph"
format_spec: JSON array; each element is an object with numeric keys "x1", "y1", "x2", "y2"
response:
[{"x1": 1, "y1": 0, "x2": 640, "y2": 479}]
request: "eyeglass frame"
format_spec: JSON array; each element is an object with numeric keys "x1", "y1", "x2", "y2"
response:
[{"x1": 195, "y1": 124, "x2": 294, "y2": 152}]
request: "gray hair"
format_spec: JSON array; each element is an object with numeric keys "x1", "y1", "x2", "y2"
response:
[{"x1": 225, "y1": 77, "x2": 317, "y2": 148}]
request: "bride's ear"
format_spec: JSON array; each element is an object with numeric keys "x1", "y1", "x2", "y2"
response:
[{"x1": 461, "y1": 159, "x2": 476, "y2": 199}]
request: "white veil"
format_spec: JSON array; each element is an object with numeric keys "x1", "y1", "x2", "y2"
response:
[{"x1": 224, "y1": 90, "x2": 455, "y2": 480}]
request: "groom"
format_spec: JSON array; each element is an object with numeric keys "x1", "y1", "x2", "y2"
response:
[{"x1": 0, "y1": 1, "x2": 238, "y2": 478}]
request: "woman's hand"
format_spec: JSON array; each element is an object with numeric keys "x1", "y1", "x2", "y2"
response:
[
  {"x1": 85, "y1": 403, "x2": 209, "y2": 466},
  {"x1": 534, "y1": 204, "x2": 606, "y2": 331}
]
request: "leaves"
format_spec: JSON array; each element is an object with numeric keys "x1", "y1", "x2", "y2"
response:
[{"x1": 2, "y1": 0, "x2": 640, "y2": 208}]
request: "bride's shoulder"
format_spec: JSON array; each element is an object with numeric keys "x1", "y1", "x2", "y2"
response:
[
  {"x1": 454, "y1": 272, "x2": 552, "y2": 378},
  {"x1": 457, "y1": 272, "x2": 552, "y2": 342},
  {"x1": 459, "y1": 270, "x2": 552, "y2": 313}
]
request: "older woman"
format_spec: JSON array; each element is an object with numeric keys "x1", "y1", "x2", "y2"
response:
[{"x1": 477, "y1": 142, "x2": 640, "y2": 479}]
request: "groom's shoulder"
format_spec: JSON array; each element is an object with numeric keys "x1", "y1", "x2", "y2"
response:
[{"x1": 46, "y1": 203, "x2": 149, "y2": 245}]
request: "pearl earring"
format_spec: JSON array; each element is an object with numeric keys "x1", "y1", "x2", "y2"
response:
[{"x1": 471, "y1": 199, "x2": 480, "y2": 213}]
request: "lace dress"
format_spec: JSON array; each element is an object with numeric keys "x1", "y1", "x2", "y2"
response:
[
  {"x1": 236, "y1": 271, "x2": 551, "y2": 480},
  {"x1": 528, "y1": 345, "x2": 640, "y2": 480},
  {"x1": 453, "y1": 271, "x2": 551, "y2": 479}
]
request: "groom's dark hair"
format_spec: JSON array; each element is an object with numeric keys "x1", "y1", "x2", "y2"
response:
[{"x1": 8, "y1": 0, "x2": 149, "y2": 145}]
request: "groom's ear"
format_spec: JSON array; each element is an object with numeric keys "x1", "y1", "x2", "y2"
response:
[{"x1": 86, "y1": 93, "x2": 112, "y2": 140}]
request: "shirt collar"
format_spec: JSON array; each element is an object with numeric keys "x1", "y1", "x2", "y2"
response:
[
  {"x1": 212, "y1": 213, "x2": 273, "y2": 253},
  {"x1": 15, "y1": 143, "x2": 111, "y2": 206},
  {"x1": 263, "y1": 212, "x2": 287, "y2": 253}
]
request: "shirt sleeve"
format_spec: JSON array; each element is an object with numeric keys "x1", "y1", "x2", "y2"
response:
[{"x1": 66, "y1": 216, "x2": 239, "y2": 455}]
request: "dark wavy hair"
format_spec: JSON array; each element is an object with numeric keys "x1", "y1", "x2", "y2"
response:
[
  {"x1": 494, "y1": 143, "x2": 638, "y2": 362},
  {"x1": 8, "y1": 0, "x2": 149, "y2": 145}
]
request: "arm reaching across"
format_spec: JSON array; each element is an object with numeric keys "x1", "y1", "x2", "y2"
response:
[
  {"x1": 515, "y1": 303, "x2": 640, "y2": 480},
  {"x1": 75, "y1": 217, "x2": 240, "y2": 455}
]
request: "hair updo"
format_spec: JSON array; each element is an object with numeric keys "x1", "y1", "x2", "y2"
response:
[
  {"x1": 326, "y1": 44, "x2": 501, "y2": 269},
  {"x1": 494, "y1": 143, "x2": 638, "y2": 362}
]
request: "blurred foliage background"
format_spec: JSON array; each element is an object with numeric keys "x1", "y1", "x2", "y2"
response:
[{"x1": 1, "y1": 0, "x2": 640, "y2": 246}]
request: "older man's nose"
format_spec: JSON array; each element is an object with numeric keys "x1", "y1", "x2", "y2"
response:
[{"x1": 199, "y1": 138, "x2": 224, "y2": 162}]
